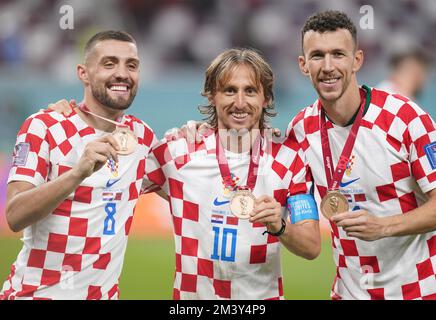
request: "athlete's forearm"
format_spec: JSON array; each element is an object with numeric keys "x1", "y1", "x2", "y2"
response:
[
  {"x1": 6, "y1": 169, "x2": 84, "y2": 232},
  {"x1": 384, "y1": 189, "x2": 436, "y2": 237},
  {"x1": 279, "y1": 220, "x2": 321, "y2": 260}
]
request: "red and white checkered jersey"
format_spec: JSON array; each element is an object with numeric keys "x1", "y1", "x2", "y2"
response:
[
  {"x1": 287, "y1": 87, "x2": 436, "y2": 300},
  {"x1": 145, "y1": 133, "x2": 311, "y2": 300},
  {"x1": 0, "y1": 109, "x2": 157, "y2": 300}
]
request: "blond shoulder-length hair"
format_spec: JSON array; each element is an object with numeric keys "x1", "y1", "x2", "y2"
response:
[{"x1": 199, "y1": 48, "x2": 276, "y2": 130}]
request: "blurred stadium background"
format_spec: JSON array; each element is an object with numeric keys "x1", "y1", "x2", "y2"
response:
[{"x1": 0, "y1": 0, "x2": 435, "y2": 299}]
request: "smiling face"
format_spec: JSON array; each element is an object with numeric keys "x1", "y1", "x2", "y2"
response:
[
  {"x1": 80, "y1": 39, "x2": 140, "y2": 111},
  {"x1": 210, "y1": 64, "x2": 267, "y2": 131},
  {"x1": 299, "y1": 29, "x2": 363, "y2": 105}
]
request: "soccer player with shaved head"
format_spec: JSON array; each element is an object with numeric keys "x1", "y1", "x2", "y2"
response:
[{"x1": 1, "y1": 31, "x2": 158, "y2": 300}]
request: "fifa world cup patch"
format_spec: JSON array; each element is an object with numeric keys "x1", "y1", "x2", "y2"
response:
[
  {"x1": 425, "y1": 142, "x2": 436, "y2": 170},
  {"x1": 12, "y1": 142, "x2": 30, "y2": 166}
]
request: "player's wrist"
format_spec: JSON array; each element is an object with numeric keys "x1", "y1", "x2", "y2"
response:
[
  {"x1": 263, "y1": 219, "x2": 286, "y2": 237},
  {"x1": 69, "y1": 166, "x2": 89, "y2": 182},
  {"x1": 381, "y1": 215, "x2": 399, "y2": 238}
]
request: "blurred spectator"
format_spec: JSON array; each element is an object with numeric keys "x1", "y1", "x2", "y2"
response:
[{"x1": 378, "y1": 49, "x2": 432, "y2": 100}]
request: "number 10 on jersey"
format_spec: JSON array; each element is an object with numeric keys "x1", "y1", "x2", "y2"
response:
[{"x1": 211, "y1": 226, "x2": 237, "y2": 262}]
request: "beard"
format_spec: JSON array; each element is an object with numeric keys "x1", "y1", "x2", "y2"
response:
[{"x1": 91, "y1": 81, "x2": 137, "y2": 111}]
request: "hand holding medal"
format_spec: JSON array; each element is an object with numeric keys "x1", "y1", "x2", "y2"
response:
[{"x1": 79, "y1": 104, "x2": 138, "y2": 155}]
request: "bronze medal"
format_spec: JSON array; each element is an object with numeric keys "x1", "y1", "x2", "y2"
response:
[
  {"x1": 230, "y1": 190, "x2": 256, "y2": 220},
  {"x1": 320, "y1": 191, "x2": 349, "y2": 219},
  {"x1": 112, "y1": 127, "x2": 137, "y2": 155}
]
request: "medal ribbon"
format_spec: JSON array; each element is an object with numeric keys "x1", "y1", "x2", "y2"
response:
[
  {"x1": 216, "y1": 132, "x2": 261, "y2": 192},
  {"x1": 78, "y1": 103, "x2": 128, "y2": 128},
  {"x1": 320, "y1": 88, "x2": 367, "y2": 191}
]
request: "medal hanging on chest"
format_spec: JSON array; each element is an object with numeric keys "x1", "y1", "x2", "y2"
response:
[
  {"x1": 319, "y1": 88, "x2": 367, "y2": 219},
  {"x1": 216, "y1": 132, "x2": 261, "y2": 220}
]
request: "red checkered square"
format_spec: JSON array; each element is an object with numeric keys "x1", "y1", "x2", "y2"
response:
[
  {"x1": 15, "y1": 167, "x2": 35, "y2": 177},
  {"x1": 147, "y1": 167, "x2": 166, "y2": 187},
  {"x1": 73, "y1": 186, "x2": 92, "y2": 203},
  {"x1": 183, "y1": 200, "x2": 199, "y2": 222},
  {"x1": 340, "y1": 239, "x2": 359, "y2": 257},
  {"x1": 53, "y1": 199, "x2": 72, "y2": 217},
  {"x1": 414, "y1": 135, "x2": 431, "y2": 158},
  {"x1": 338, "y1": 254, "x2": 347, "y2": 267},
  {"x1": 367, "y1": 288, "x2": 385, "y2": 300},
  {"x1": 87, "y1": 285, "x2": 102, "y2": 300},
  {"x1": 213, "y1": 279, "x2": 231, "y2": 299},
  {"x1": 416, "y1": 259, "x2": 434, "y2": 281},
  {"x1": 36, "y1": 157, "x2": 47, "y2": 178},
  {"x1": 371, "y1": 89, "x2": 389, "y2": 108},
  {"x1": 62, "y1": 254, "x2": 82, "y2": 271},
  {"x1": 125, "y1": 216, "x2": 133, "y2": 235},
  {"x1": 17, "y1": 284, "x2": 38, "y2": 298},
  {"x1": 181, "y1": 237, "x2": 198, "y2": 257},
  {"x1": 397, "y1": 103, "x2": 419, "y2": 124},
  {"x1": 375, "y1": 109, "x2": 395, "y2": 133},
  {"x1": 303, "y1": 115, "x2": 320, "y2": 135},
  {"x1": 197, "y1": 258, "x2": 214, "y2": 278},
  {"x1": 173, "y1": 288, "x2": 180, "y2": 300},
  {"x1": 391, "y1": 161, "x2": 410, "y2": 182},
  {"x1": 174, "y1": 154, "x2": 191, "y2": 170},
  {"x1": 47, "y1": 233, "x2": 68, "y2": 253},
  {"x1": 60, "y1": 120, "x2": 78, "y2": 138},
  {"x1": 27, "y1": 249, "x2": 46, "y2": 268},
  {"x1": 402, "y1": 282, "x2": 421, "y2": 300},
  {"x1": 278, "y1": 277, "x2": 283, "y2": 296},
  {"x1": 267, "y1": 234, "x2": 279, "y2": 244},
  {"x1": 386, "y1": 134, "x2": 402, "y2": 152},
  {"x1": 180, "y1": 273, "x2": 197, "y2": 293},
  {"x1": 58, "y1": 140, "x2": 73, "y2": 156},
  {"x1": 376, "y1": 183, "x2": 398, "y2": 202},
  {"x1": 428, "y1": 236, "x2": 436, "y2": 257},
  {"x1": 271, "y1": 160, "x2": 288, "y2": 180},
  {"x1": 128, "y1": 182, "x2": 139, "y2": 200},
  {"x1": 359, "y1": 256, "x2": 380, "y2": 273},
  {"x1": 273, "y1": 189, "x2": 287, "y2": 206},
  {"x1": 93, "y1": 253, "x2": 111, "y2": 270},
  {"x1": 78, "y1": 127, "x2": 95, "y2": 137},
  {"x1": 411, "y1": 159, "x2": 426, "y2": 181},
  {"x1": 252, "y1": 222, "x2": 264, "y2": 228},
  {"x1": 153, "y1": 143, "x2": 172, "y2": 167},
  {"x1": 108, "y1": 284, "x2": 119, "y2": 300},
  {"x1": 68, "y1": 217, "x2": 88, "y2": 237},
  {"x1": 40, "y1": 269, "x2": 61, "y2": 286},
  {"x1": 423, "y1": 293, "x2": 436, "y2": 300},
  {"x1": 250, "y1": 245, "x2": 267, "y2": 264},
  {"x1": 175, "y1": 253, "x2": 182, "y2": 272},
  {"x1": 173, "y1": 216, "x2": 182, "y2": 236},
  {"x1": 399, "y1": 192, "x2": 418, "y2": 213},
  {"x1": 58, "y1": 164, "x2": 72, "y2": 176},
  {"x1": 83, "y1": 237, "x2": 101, "y2": 255},
  {"x1": 169, "y1": 178, "x2": 184, "y2": 199},
  {"x1": 26, "y1": 133, "x2": 44, "y2": 153}
]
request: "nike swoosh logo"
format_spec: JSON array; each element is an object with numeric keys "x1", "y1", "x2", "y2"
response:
[
  {"x1": 213, "y1": 198, "x2": 230, "y2": 206},
  {"x1": 340, "y1": 178, "x2": 360, "y2": 188},
  {"x1": 106, "y1": 179, "x2": 121, "y2": 188}
]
